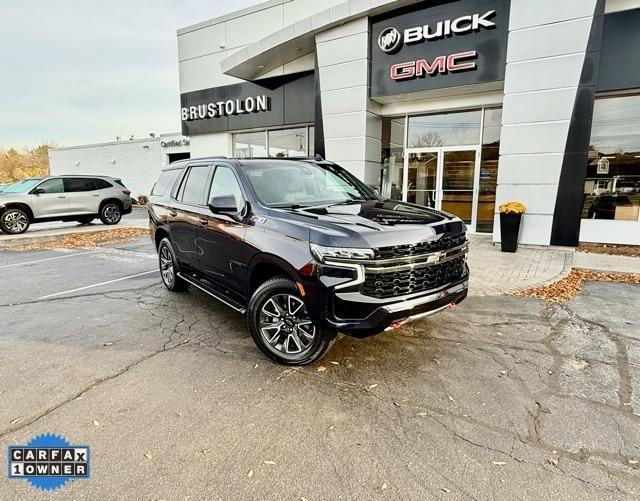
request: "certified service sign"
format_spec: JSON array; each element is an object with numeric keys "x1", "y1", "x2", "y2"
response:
[{"x1": 8, "y1": 434, "x2": 90, "y2": 491}]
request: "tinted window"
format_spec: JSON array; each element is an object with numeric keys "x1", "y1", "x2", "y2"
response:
[
  {"x1": 94, "y1": 179, "x2": 112, "y2": 190},
  {"x1": 151, "y1": 169, "x2": 181, "y2": 197},
  {"x1": 209, "y1": 166, "x2": 244, "y2": 211},
  {"x1": 180, "y1": 166, "x2": 210, "y2": 205},
  {"x1": 36, "y1": 178, "x2": 64, "y2": 193},
  {"x1": 64, "y1": 178, "x2": 96, "y2": 192}
]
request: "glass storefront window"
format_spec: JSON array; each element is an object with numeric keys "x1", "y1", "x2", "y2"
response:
[
  {"x1": 233, "y1": 126, "x2": 313, "y2": 158},
  {"x1": 582, "y1": 95, "x2": 640, "y2": 221},
  {"x1": 477, "y1": 108, "x2": 502, "y2": 233},
  {"x1": 233, "y1": 132, "x2": 266, "y2": 158},
  {"x1": 268, "y1": 128, "x2": 307, "y2": 157},
  {"x1": 381, "y1": 117, "x2": 406, "y2": 200},
  {"x1": 407, "y1": 110, "x2": 482, "y2": 148}
]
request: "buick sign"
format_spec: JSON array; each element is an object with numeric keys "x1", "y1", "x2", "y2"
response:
[
  {"x1": 377, "y1": 10, "x2": 496, "y2": 54},
  {"x1": 378, "y1": 27, "x2": 402, "y2": 53}
]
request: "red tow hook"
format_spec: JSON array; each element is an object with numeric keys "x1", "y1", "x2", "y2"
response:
[{"x1": 448, "y1": 302, "x2": 457, "y2": 310}]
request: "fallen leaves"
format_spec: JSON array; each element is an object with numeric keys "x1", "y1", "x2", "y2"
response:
[
  {"x1": 247, "y1": 469, "x2": 254, "y2": 477},
  {"x1": 512, "y1": 269, "x2": 640, "y2": 303},
  {"x1": 368, "y1": 384, "x2": 379, "y2": 391},
  {"x1": 92, "y1": 420, "x2": 100, "y2": 427},
  {"x1": 4, "y1": 228, "x2": 150, "y2": 252},
  {"x1": 316, "y1": 366, "x2": 327, "y2": 373},
  {"x1": 263, "y1": 460, "x2": 276, "y2": 465},
  {"x1": 491, "y1": 461, "x2": 507, "y2": 466},
  {"x1": 144, "y1": 452, "x2": 153, "y2": 460},
  {"x1": 578, "y1": 243, "x2": 640, "y2": 258}
]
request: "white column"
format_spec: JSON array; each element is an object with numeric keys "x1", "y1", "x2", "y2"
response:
[{"x1": 315, "y1": 18, "x2": 382, "y2": 185}]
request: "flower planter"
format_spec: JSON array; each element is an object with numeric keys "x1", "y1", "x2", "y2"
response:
[{"x1": 500, "y1": 212, "x2": 522, "y2": 253}]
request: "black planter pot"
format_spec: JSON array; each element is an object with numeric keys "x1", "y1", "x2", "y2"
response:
[{"x1": 500, "y1": 212, "x2": 523, "y2": 252}]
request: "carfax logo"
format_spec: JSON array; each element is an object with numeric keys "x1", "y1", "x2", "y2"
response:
[{"x1": 8, "y1": 434, "x2": 90, "y2": 491}]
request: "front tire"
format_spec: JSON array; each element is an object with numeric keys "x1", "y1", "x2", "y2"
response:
[
  {"x1": 158, "y1": 238, "x2": 189, "y2": 292},
  {"x1": 99, "y1": 203, "x2": 122, "y2": 225},
  {"x1": 0, "y1": 208, "x2": 31, "y2": 234},
  {"x1": 248, "y1": 277, "x2": 337, "y2": 365}
]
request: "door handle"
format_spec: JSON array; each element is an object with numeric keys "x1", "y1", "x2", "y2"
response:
[
  {"x1": 169, "y1": 210, "x2": 177, "y2": 217},
  {"x1": 57, "y1": 195, "x2": 66, "y2": 199},
  {"x1": 93, "y1": 194, "x2": 101, "y2": 197},
  {"x1": 198, "y1": 218, "x2": 208, "y2": 225}
]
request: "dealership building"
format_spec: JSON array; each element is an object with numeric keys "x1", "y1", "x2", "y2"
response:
[
  {"x1": 177, "y1": 0, "x2": 640, "y2": 246},
  {"x1": 49, "y1": 133, "x2": 190, "y2": 198}
]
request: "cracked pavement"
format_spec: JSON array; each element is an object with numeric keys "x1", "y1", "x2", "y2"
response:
[{"x1": 0, "y1": 238, "x2": 639, "y2": 499}]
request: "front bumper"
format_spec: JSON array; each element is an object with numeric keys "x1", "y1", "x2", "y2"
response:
[{"x1": 322, "y1": 275, "x2": 468, "y2": 337}]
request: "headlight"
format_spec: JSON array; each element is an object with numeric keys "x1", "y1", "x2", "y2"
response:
[{"x1": 310, "y1": 243, "x2": 374, "y2": 262}]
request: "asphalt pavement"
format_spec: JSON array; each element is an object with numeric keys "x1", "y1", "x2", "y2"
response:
[{"x1": 0, "y1": 237, "x2": 639, "y2": 500}]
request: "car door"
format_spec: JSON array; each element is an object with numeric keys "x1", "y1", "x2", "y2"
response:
[
  {"x1": 29, "y1": 178, "x2": 68, "y2": 218},
  {"x1": 168, "y1": 164, "x2": 213, "y2": 271},
  {"x1": 63, "y1": 178, "x2": 98, "y2": 214},
  {"x1": 197, "y1": 164, "x2": 250, "y2": 294}
]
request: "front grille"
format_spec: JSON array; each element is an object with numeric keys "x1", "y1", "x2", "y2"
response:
[
  {"x1": 360, "y1": 256, "x2": 466, "y2": 299},
  {"x1": 373, "y1": 233, "x2": 467, "y2": 260}
]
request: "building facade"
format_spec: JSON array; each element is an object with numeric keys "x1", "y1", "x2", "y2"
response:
[
  {"x1": 49, "y1": 133, "x2": 190, "y2": 198},
  {"x1": 178, "y1": 0, "x2": 640, "y2": 246}
]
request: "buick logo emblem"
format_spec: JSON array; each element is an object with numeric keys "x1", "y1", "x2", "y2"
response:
[{"x1": 378, "y1": 27, "x2": 402, "y2": 53}]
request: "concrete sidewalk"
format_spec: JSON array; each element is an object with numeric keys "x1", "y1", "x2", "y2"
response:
[{"x1": 468, "y1": 234, "x2": 640, "y2": 296}]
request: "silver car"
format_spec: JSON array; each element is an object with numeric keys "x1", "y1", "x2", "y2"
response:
[{"x1": 0, "y1": 175, "x2": 132, "y2": 234}]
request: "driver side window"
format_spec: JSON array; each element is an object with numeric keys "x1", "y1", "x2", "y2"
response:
[
  {"x1": 36, "y1": 178, "x2": 64, "y2": 194},
  {"x1": 209, "y1": 166, "x2": 244, "y2": 211}
]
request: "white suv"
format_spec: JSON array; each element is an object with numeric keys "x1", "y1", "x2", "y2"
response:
[{"x1": 0, "y1": 175, "x2": 132, "y2": 234}]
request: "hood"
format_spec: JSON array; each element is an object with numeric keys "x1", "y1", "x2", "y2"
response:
[{"x1": 270, "y1": 200, "x2": 466, "y2": 248}]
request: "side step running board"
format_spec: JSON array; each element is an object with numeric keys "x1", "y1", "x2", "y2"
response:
[{"x1": 177, "y1": 272, "x2": 247, "y2": 314}]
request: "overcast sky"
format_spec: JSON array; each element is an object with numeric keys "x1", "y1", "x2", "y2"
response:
[{"x1": 0, "y1": 0, "x2": 260, "y2": 150}]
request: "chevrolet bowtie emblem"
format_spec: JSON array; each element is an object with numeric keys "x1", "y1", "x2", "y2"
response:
[{"x1": 427, "y1": 252, "x2": 442, "y2": 264}]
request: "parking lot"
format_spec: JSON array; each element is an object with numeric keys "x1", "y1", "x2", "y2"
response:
[{"x1": 1, "y1": 236, "x2": 640, "y2": 500}]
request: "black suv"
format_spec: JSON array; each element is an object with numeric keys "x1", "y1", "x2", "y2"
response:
[{"x1": 149, "y1": 157, "x2": 468, "y2": 365}]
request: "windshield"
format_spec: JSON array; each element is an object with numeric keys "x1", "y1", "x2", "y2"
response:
[
  {"x1": 2, "y1": 179, "x2": 42, "y2": 193},
  {"x1": 242, "y1": 161, "x2": 378, "y2": 208}
]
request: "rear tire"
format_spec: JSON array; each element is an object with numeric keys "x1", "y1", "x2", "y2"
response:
[
  {"x1": 99, "y1": 203, "x2": 122, "y2": 225},
  {"x1": 247, "y1": 277, "x2": 337, "y2": 365},
  {"x1": 158, "y1": 238, "x2": 189, "y2": 292},
  {"x1": 0, "y1": 208, "x2": 31, "y2": 234}
]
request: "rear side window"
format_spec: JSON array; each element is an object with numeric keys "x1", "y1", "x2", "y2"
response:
[
  {"x1": 151, "y1": 169, "x2": 181, "y2": 197},
  {"x1": 64, "y1": 178, "x2": 96, "y2": 192},
  {"x1": 94, "y1": 179, "x2": 112, "y2": 190},
  {"x1": 179, "y1": 166, "x2": 210, "y2": 205}
]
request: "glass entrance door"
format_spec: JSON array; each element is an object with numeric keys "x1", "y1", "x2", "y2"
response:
[
  {"x1": 403, "y1": 146, "x2": 480, "y2": 231},
  {"x1": 406, "y1": 151, "x2": 438, "y2": 209}
]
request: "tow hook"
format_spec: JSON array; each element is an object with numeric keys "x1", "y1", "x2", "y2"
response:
[{"x1": 448, "y1": 302, "x2": 457, "y2": 310}]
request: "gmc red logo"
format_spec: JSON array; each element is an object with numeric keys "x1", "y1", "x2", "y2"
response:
[{"x1": 390, "y1": 50, "x2": 477, "y2": 80}]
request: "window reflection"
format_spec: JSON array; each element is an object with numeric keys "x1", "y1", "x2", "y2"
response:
[
  {"x1": 233, "y1": 132, "x2": 266, "y2": 158},
  {"x1": 477, "y1": 108, "x2": 502, "y2": 233},
  {"x1": 408, "y1": 110, "x2": 482, "y2": 148},
  {"x1": 582, "y1": 95, "x2": 640, "y2": 221},
  {"x1": 381, "y1": 117, "x2": 406, "y2": 200},
  {"x1": 268, "y1": 128, "x2": 307, "y2": 157}
]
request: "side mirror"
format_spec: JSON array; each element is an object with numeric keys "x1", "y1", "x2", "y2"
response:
[
  {"x1": 208, "y1": 194, "x2": 238, "y2": 214},
  {"x1": 32, "y1": 188, "x2": 45, "y2": 195}
]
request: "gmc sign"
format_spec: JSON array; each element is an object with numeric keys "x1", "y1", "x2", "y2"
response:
[{"x1": 390, "y1": 51, "x2": 477, "y2": 80}]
